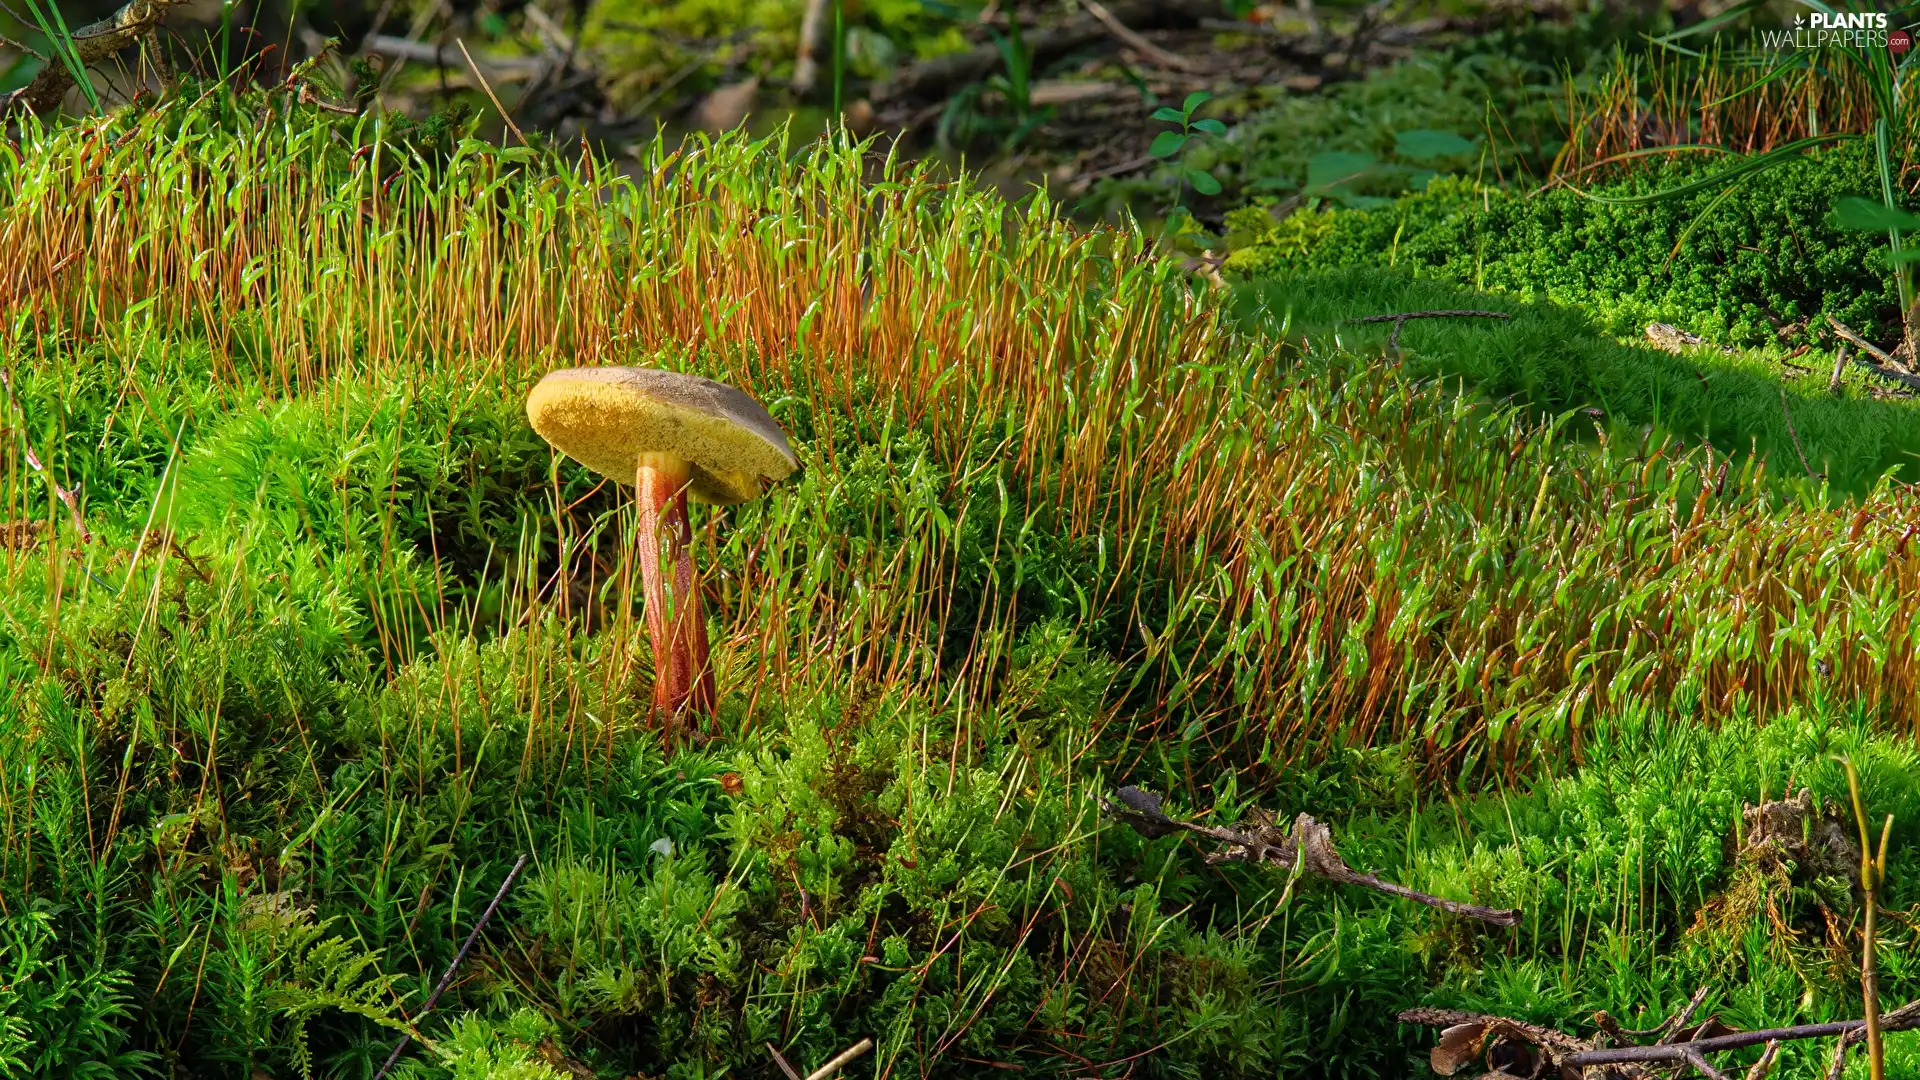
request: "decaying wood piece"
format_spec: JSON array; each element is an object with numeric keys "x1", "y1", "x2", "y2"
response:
[
  {"x1": 1, "y1": 0, "x2": 193, "y2": 117},
  {"x1": 1399, "y1": 990, "x2": 1920, "y2": 1080},
  {"x1": 1100, "y1": 786, "x2": 1520, "y2": 925}
]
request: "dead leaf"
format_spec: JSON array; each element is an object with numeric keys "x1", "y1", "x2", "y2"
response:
[{"x1": 1432, "y1": 1022, "x2": 1489, "y2": 1075}]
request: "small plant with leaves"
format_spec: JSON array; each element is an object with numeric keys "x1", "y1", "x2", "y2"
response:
[{"x1": 1150, "y1": 90, "x2": 1228, "y2": 198}]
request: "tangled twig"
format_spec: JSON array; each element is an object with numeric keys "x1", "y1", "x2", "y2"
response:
[{"x1": 1100, "y1": 786, "x2": 1519, "y2": 925}]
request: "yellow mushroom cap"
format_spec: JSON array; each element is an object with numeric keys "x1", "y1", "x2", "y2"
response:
[{"x1": 526, "y1": 366, "x2": 798, "y2": 505}]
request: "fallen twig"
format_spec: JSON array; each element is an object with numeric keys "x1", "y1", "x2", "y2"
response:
[
  {"x1": 1078, "y1": 0, "x2": 1201, "y2": 71},
  {"x1": 1102, "y1": 787, "x2": 1519, "y2": 925},
  {"x1": 1596, "y1": 986, "x2": 1713, "y2": 1043},
  {"x1": 363, "y1": 34, "x2": 546, "y2": 82},
  {"x1": 1401, "y1": 993, "x2": 1920, "y2": 1080},
  {"x1": 296, "y1": 83, "x2": 357, "y2": 115},
  {"x1": 767, "y1": 1042, "x2": 803, "y2": 1080},
  {"x1": 1348, "y1": 309, "x2": 1512, "y2": 349},
  {"x1": 1854, "y1": 357, "x2": 1920, "y2": 393},
  {"x1": 1831, "y1": 341, "x2": 1852, "y2": 394},
  {"x1": 1828, "y1": 316, "x2": 1906, "y2": 372},
  {"x1": 455, "y1": 38, "x2": 527, "y2": 144},
  {"x1": 804, "y1": 1038, "x2": 874, "y2": 1080},
  {"x1": 373, "y1": 854, "x2": 530, "y2": 1080}
]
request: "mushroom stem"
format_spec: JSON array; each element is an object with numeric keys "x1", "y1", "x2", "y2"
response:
[{"x1": 635, "y1": 453, "x2": 715, "y2": 726}]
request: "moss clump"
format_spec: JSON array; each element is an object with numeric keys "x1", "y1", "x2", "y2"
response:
[{"x1": 1227, "y1": 143, "x2": 1903, "y2": 347}]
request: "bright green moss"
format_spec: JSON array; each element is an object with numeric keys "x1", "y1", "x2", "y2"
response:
[{"x1": 1230, "y1": 144, "x2": 1903, "y2": 346}]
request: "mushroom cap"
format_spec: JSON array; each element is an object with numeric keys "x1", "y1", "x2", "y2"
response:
[{"x1": 526, "y1": 366, "x2": 798, "y2": 505}]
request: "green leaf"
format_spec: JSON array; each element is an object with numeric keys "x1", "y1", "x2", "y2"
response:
[
  {"x1": 1394, "y1": 129, "x2": 1475, "y2": 162},
  {"x1": 1191, "y1": 118, "x2": 1228, "y2": 136},
  {"x1": 1831, "y1": 196, "x2": 1920, "y2": 233},
  {"x1": 1305, "y1": 151, "x2": 1380, "y2": 192},
  {"x1": 1151, "y1": 106, "x2": 1186, "y2": 123},
  {"x1": 1187, "y1": 169, "x2": 1222, "y2": 196},
  {"x1": 1149, "y1": 131, "x2": 1188, "y2": 158},
  {"x1": 1181, "y1": 90, "x2": 1213, "y2": 117}
]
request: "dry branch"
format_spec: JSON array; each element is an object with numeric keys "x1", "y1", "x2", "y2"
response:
[
  {"x1": 373, "y1": 854, "x2": 530, "y2": 1080},
  {"x1": 1101, "y1": 787, "x2": 1520, "y2": 925},
  {"x1": 1828, "y1": 316, "x2": 1903, "y2": 370},
  {"x1": 803, "y1": 1038, "x2": 874, "y2": 1080},
  {"x1": 364, "y1": 35, "x2": 548, "y2": 83},
  {"x1": 1077, "y1": 0, "x2": 1201, "y2": 72},
  {"x1": 1400, "y1": 992, "x2": 1920, "y2": 1080},
  {"x1": 1, "y1": 0, "x2": 191, "y2": 117},
  {"x1": 1853, "y1": 357, "x2": 1920, "y2": 393}
]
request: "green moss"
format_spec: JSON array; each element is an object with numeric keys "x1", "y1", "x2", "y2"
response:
[{"x1": 1229, "y1": 143, "x2": 1902, "y2": 346}]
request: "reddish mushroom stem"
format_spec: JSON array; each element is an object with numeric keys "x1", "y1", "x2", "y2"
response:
[{"x1": 635, "y1": 454, "x2": 716, "y2": 726}]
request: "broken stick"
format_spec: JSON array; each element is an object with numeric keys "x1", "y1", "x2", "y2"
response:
[
  {"x1": 1078, "y1": 0, "x2": 1202, "y2": 72},
  {"x1": 1101, "y1": 786, "x2": 1519, "y2": 925}
]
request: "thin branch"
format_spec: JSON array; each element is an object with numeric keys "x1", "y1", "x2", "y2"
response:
[
  {"x1": 803, "y1": 1038, "x2": 874, "y2": 1080},
  {"x1": 1746, "y1": 1039, "x2": 1782, "y2": 1080},
  {"x1": 1407, "y1": 999, "x2": 1920, "y2": 1080},
  {"x1": 1102, "y1": 787, "x2": 1520, "y2": 925},
  {"x1": 1660, "y1": 987, "x2": 1716, "y2": 1044},
  {"x1": 455, "y1": 38, "x2": 525, "y2": 144},
  {"x1": 1598, "y1": 987, "x2": 1714, "y2": 1044},
  {"x1": 1566, "y1": 1020, "x2": 1868, "y2": 1067},
  {"x1": 363, "y1": 34, "x2": 546, "y2": 81},
  {"x1": 373, "y1": 854, "x2": 530, "y2": 1080},
  {"x1": 0, "y1": 30, "x2": 47, "y2": 61},
  {"x1": 767, "y1": 1043, "x2": 803, "y2": 1080},
  {"x1": 1682, "y1": 1046, "x2": 1732, "y2": 1080},
  {"x1": 1853, "y1": 356, "x2": 1920, "y2": 393},
  {"x1": 296, "y1": 83, "x2": 357, "y2": 114},
  {"x1": 1828, "y1": 316, "x2": 1906, "y2": 371},
  {"x1": 1078, "y1": 0, "x2": 1200, "y2": 72}
]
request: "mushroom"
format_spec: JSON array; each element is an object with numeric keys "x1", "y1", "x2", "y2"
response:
[{"x1": 526, "y1": 366, "x2": 797, "y2": 726}]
